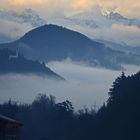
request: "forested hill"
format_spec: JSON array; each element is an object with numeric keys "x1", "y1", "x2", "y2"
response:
[
  {"x1": 96, "y1": 71, "x2": 140, "y2": 140},
  {"x1": 0, "y1": 49, "x2": 64, "y2": 80},
  {"x1": 0, "y1": 71, "x2": 140, "y2": 140},
  {"x1": 1, "y1": 24, "x2": 140, "y2": 70}
]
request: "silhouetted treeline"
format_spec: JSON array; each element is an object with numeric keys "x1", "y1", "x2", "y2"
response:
[{"x1": 0, "y1": 71, "x2": 140, "y2": 140}]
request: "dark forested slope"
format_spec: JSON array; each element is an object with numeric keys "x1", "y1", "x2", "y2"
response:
[
  {"x1": 1, "y1": 24, "x2": 140, "y2": 70},
  {"x1": 0, "y1": 49, "x2": 64, "y2": 80}
]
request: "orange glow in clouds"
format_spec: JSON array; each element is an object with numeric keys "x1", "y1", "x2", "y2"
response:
[
  {"x1": 1, "y1": 0, "x2": 139, "y2": 18},
  {"x1": 72, "y1": 0, "x2": 95, "y2": 10},
  {"x1": 11, "y1": 0, "x2": 47, "y2": 5}
]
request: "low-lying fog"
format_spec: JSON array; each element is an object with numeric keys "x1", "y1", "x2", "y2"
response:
[{"x1": 0, "y1": 59, "x2": 140, "y2": 110}]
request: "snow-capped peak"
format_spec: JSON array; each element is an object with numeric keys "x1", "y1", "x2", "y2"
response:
[{"x1": 0, "y1": 9, "x2": 46, "y2": 28}]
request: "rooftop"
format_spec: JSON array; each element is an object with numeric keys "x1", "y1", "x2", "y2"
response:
[{"x1": 0, "y1": 114, "x2": 22, "y2": 125}]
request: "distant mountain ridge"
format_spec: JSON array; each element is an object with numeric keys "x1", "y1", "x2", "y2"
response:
[
  {"x1": 96, "y1": 39, "x2": 131, "y2": 52},
  {"x1": 0, "y1": 24, "x2": 140, "y2": 70},
  {"x1": 106, "y1": 12, "x2": 140, "y2": 28},
  {"x1": 0, "y1": 9, "x2": 46, "y2": 28},
  {"x1": 68, "y1": 10, "x2": 140, "y2": 29},
  {"x1": 96, "y1": 39, "x2": 140, "y2": 56},
  {"x1": 0, "y1": 48, "x2": 64, "y2": 80},
  {"x1": 0, "y1": 9, "x2": 47, "y2": 43}
]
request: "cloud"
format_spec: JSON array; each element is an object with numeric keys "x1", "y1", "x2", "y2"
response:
[
  {"x1": 104, "y1": 0, "x2": 140, "y2": 18},
  {"x1": 11, "y1": 0, "x2": 48, "y2": 5},
  {"x1": 0, "y1": 8, "x2": 46, "y2": 43},
  {"x1": 101, "y1": 24, "x2": 140, "y2": 46},
  {"x1": 1, "y1": 0, "x2": 140, "y2": 45},
  {"x1": 111, "y1": 24, "x2": 140, "y2": 45},
  {"x1": 71, "y1": 0, "x2": 96, "y2": 11},
  {"x1": 0, "y1": 19, "x2": 32, "y2": 42},
  {"x1": 0, "y1": 60, "x2": 139, "y2": 109},
  {"x1": 0, "y1": 0, "x2": 140, "y2": 18},
  {"x1": 69, "y1": 23, "x2": 140, "y2": 47}
]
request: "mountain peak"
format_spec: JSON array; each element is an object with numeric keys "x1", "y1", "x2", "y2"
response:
[
  {"x1": 1, "y1": 25, "x2": 140, "y2": 70},
  {"x1": 105, "y1": 11, "x2": 126, "y2": 20},
  {"x1": 20, "y1": 24, "x2": 96, "y2": 47}
]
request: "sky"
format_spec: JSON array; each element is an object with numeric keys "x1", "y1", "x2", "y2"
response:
[
  {"x1": 0, "y1": 0, "x2": 140, "y2": 46},
  {"x1": 1, "y1": 0, "x2": 140, "y2": 18}
]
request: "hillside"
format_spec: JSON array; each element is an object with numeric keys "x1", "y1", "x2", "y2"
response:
[
  {"x1": 0, "y1": 24, "x2": 140, "y2": 70},
  {"x1": 0, "y1": 49, "x2": 64, "y2": 80}
]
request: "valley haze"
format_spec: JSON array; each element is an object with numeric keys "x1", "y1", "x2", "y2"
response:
[
  {"x1": 0, "y1": 60, "x2": 139, "y2": 109},
  {"x1": 0, "y1": 23, "x2": 140, "y2": 109}
]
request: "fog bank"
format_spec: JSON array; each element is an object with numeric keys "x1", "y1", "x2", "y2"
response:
[{"x1": 0, "y1": 60, "x2": 139, "y2": 109}]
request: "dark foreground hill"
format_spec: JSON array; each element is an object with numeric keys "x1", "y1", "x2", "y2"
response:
[
  {"x1": 0, "y1": 49, "x2": 64, "y2": 80},
  {"x1": 1, "y1": 24, "x2": 140, "y2": 70}
]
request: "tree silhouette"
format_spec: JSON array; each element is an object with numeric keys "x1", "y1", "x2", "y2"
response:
[
  {"x1": 0, "y1": 71, "x2": 140, "y2": 140},
  {"x1": 108, "y1": 72, "x2": 126, "y2": 105}
]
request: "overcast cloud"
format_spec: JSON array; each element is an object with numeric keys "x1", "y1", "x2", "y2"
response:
[
  {"x1": 69, "y1": 24, "x2": 140, "y2": 47},
  {"x1": 0, "y1": 0, "x2": 140, "y2": 18},
  {"x1": 0, "y1": 19, "x2": 32, "y2": 43}
]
